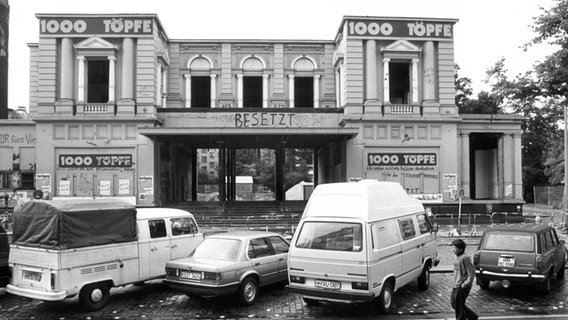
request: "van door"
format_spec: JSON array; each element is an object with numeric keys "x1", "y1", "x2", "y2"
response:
[
  {"x1": 169, "y1": 217, "x2": 203, "y2": 259},
  {"x1": 415, "y1": 213, "x2": 437, "y2": 261},
  {"x1": 147, "y1": 219, "x2": 171, "y2": 277},
  {"x1": 398, "y1": 216, "x2": 422, "y2": 280}
]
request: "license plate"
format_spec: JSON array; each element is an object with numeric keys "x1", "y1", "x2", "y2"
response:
[
  {"x1": 498, "y1": 257, "x2": 515, "y2": 268},
  {"x1": 314, "y1": 279, "x2": 341, "y2": 290},
  {"x1": 180, "y1": 271, "x2": 202, "y2": 280},
  {"x1": 23, "y1": 270, "x2": 42, "y2": 282}
]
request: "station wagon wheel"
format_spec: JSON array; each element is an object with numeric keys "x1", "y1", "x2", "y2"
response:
[
  {"x1": 557, "y1": 265, "x2": 565, "y2": 279},
  {"x1": 538, "y1": 276, "x2": 551, "y2": 294},
  {"x1": 237, "y1": 276, "x2": 258, "y2": 306},
  {"x1": 376, "y1": 281, "x2": 393, "y2": 314},
  {"x1": 417, "y1": 266, "x2": 430, "y2": 291},
  {"x1": 79, "y1": 282, "x2": 110, "y2": 310}
]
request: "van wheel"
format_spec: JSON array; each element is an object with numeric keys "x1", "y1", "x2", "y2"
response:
[
  {"x1": 79, "y1": 282, "x2": 110, "y2": 311},
  {"x1": 478, "y1": 277, "x2": 490, "y2": 290},
  {"x1": 302, "y1": 297, "x2": 320, "y2": 306},
  {"x1": 417, "y1": 266, "x2": 430, "y2": 291},
  {"x1": 236, "y1": 276, "x2": 258, "y2": 306},
  {"x1": 376, "y1": 281, "x2": 394, "y2": 314}
]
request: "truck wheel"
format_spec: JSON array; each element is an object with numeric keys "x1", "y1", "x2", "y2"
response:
[
  {"x1": 376, "y1": 281, "x2": 393, "y2": 314},
  {"x1": 79, "y1": 282, "x2": 110, "y2": 310},
  {"x1": 417, "y1": 266, "x2": 430, "y2": 291},
  {"x1": 236, "y1": 276, "x2": 258, "y2": 306}
]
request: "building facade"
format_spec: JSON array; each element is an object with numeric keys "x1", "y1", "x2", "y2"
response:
[{"x1": 0, "y1": 14, "x2": 524, "y2": 214}]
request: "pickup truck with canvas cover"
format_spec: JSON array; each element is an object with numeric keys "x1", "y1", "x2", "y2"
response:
[{"x1": 7, "y1": 199, "x2": 203, "y2": 310}]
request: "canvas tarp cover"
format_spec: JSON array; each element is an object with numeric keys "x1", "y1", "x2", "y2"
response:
[{"x1": 12, "y1": 199, "x2": 137, "y2": 249}]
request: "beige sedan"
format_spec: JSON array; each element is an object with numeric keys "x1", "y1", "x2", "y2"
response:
[{"x1": 164, "y1": 231, "x2": 290, "y2": 305}]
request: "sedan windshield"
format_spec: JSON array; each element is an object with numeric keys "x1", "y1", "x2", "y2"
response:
[{"x1": 190, "y1": 238, "x2": 241, "y2": 261}]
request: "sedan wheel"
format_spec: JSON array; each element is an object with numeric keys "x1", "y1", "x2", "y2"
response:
[{"x1": 237, "y1": 277, "x2": 258, "y2": 306}]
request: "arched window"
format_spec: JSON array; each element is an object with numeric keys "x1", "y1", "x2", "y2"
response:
[
  {"x1": 185, "y1": 55, "x2": 216, "y2": 108},
  {"x1": 237, "y1": 56, "x2": 268, "y2": 108},
  {"x1": 289, "y1": 56, "x2": 319, "y2": 108}
]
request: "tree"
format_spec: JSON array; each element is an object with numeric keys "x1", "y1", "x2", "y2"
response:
[{"x1": 455, "y1": 64, "x2": 473, "y2": 108}]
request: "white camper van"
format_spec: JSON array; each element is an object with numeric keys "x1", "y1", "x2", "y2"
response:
[
  {"x1": 7, "y1": 199, "x2": 203, "y2": 310},
  {"x1": 287, "y1": 180, "x2": 438, "y2": 313}
]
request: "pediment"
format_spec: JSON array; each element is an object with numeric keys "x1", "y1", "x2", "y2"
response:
[
  {"x1": 74, "y1": 37, "x2": 117, "y2": 50},
  {"x1": 381, "y1": 40, "x2": 421, "y2": 53}
]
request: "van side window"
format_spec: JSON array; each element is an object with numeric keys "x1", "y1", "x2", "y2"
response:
[
  {"x1": 148, "y1": 219, "x2": 167, "y2": 238},
  {"x1": 373, "y1": 220, "x2": 400, "y2": 249},
  {"x1": 416, "y1": 213, "x2": 432, "y2": 234},
  {"x1": 170, "y1": 217, "x2": 197, "y2": 236},
  {"x1": 248, "y1": 238, "x2": 272, "y2": 259},
  {"x1": 398, "y1": 218, "x2": 416, "y2": 240}
]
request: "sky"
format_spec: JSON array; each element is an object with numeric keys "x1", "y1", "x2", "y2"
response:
[{"x1": 5, "y1": 0, "x2": 559, "y2": 109}]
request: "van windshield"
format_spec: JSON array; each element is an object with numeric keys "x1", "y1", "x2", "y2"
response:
[{"x1": 295, "y1": 222, "x2": 362, "y2": 252}]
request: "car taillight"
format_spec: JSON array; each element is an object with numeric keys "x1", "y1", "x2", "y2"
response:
[
  {"x1": 351, "y1": 281, "x2": 369, "y2": 290},
  {"x1": 473, "y1": 253, "x2": 479, "y2": 265},
  {"x1": 290, "y1": 275, "x2": 305, "y2": 284},
  {"x1": 536, "y1": 255, "x2": 542, "y2": 271},
  {"x1": 166, "y1": 268, "x2": 178, "y2": 276},
  {"x1": 203, "y1": 272, "x2": 221, "y2": 281}
]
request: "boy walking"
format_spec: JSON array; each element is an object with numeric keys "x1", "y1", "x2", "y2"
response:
[{"x1": 451, "y1": 239, "x2": 478, "y2": 320}]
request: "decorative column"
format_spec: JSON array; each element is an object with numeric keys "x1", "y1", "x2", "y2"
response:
[
  {"x1": 364, "y1": 40, "x2": 378, "y2": 101},
  {"x1": 108, "y1": 56, "x2": 116, "y2": 102},
  {"x1": 156, "y1": 66, "x2": 162, "y2": 106},
  {"x1": 288, "y1": 74, "x2": 295, "y2": 108},
  {"x1": 503, "y1": 133, "x2": 514, "y2": 198},
  {"x1": 422, "y1": 41, "x2": 438, "y2": 113},
  {"x1": 77, "y1": 56, "x2": 86, "y2": 103},
  {"x1": 184, "y1": 74, "x2": 191, "y2": 108},
  {"x1": 335, "y1": 69, "x2": 341, "y2": 107},
  {"x1": 262, "y1": 74, "x2": 269, "y2": 108},
  {"x1": 313, "y1": 74, "x2": 320, "y2": 108},
  {"x1": 460, "y1": 132, "x2": 470, "y2": 198},
  {"x1": 382, "y1": 58, "x2": 390, "y2": 104},
  {"x1": 59, "y1": 38, "x2": 74, "y2": 101},
  {"x1": 236, "y1": 74, "x2": 243, "y2": 108},
  {"x1": 120, "y1": 38, "x2": 134, "y2": 101},
  {"x1": 210, "y1": 74, "x2": 217, "y2": 108},
  {"x1": 513, "y1": 133, "x2": 523, "y2": 199},
  {"x1": 411, "y1": 58, "x2": 419, "y2": 104}
]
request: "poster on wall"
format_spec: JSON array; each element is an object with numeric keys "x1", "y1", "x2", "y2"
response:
[
  {"x1": 138, "y1": 176, "x2": 154, "y2": 200},
  {"x1": 119, "y1": 179, "x2": 130, "y2": 195},
  {"x1": 99, "y1": 180, "x2": 111, "y2": 196},
  {"x1": 35, "y1": 173, "x2": 51, "y2": 193},
  {"x1": 365, "y1": 151, "x2": 440, "y2": 198},
  {"x1": 443, "y1": 173, "x2": 458, "y2": 191},
  {"x1": 59, "y1": 180, "x2": 71, "y2": 196}
]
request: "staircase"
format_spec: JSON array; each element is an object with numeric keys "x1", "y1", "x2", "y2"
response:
[{"x1": 167, "y1": 201, "x2": 306, "y2": 235}]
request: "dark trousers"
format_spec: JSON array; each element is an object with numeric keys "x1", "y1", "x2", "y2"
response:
[{"x1": 451, "y1": 286, "x2": 478, "y2": 320}]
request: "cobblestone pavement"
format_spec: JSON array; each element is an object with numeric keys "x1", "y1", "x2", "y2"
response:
[{"x1": 2, "y1": 270, "x2": 568, "y2": 320}]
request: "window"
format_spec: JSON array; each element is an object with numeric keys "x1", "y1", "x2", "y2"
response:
[
  {"x1": 170, "y1": 217, "x2": 198, "y2": 236},
  {"x1": 295, "y1": 222, "x2": 362, "y2": 252},
  {"x1": 191, "y1": 76, "x2": 210, "y2": 108},
  {"x1": 248, "y1": 238, "x2": 272, "y2": 258},
  {"x1": 190, "y1": 238, "x2": 241, "y2": 261},
  {"x1": 416, "y1": 213, "x2": 433, "y2": 234},
  {"x1": 398, "y1": 217, "x2": 416, "y2": 240},
  {"x1": 267, "y1": 236, "x2": 289, "y2": 254},
  {"x1": 243, "y1": 76, "x2": 262, "y2": 108},
  {"x1": 294, "y1": 77, "x2": 313, "y2": 108},
  {"x1": 0, "y1": 171, "x2": 34, "y2": 190},
  {"x1": 148, "y1": 219, "x2": 167, "y2": 238},
  {"x1": 484, "y1": 233, "x2": 534, "y2": 252},
  {"x1": 87, "y1": 59, "x2": 109, "y2": 103},
  {"x1": 373, "y1": 220, "x2": 400, "y2": 249},
  {"x1": 389, "y1": 62, "x2": 410, "y2": 104}
]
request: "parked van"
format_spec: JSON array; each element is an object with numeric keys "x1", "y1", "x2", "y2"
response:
[
  {"x1": 7, "y1": 199, "x2": 203, "y2": 310},
  {"x1": 287, "y1": 180, "x2": 438, "y2": 313},
  {"x1": 0, "y1": 224, "x2": 10, "y2": 287}
]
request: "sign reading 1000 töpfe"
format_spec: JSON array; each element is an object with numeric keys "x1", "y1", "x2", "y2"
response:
[
  {"x1": 346, "y1": 19, "x2": 454, "y2": 39},
  {"x1": 59, "y1": 154, "x2": 133, "y2": 168}
]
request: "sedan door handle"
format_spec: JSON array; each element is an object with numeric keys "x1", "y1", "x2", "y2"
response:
[
  {"x1": 279, "y1": 258, "x2": 284, "y2": 261},
  {"x1": 171, "y1": 244, "x2": 178, "y2": 248},
  {"x1": 255, "y1": 263, "x2": 261, "y2": 266},
  {"x1": 150, "y1": 247, "x2": 158, "y2": 251}
]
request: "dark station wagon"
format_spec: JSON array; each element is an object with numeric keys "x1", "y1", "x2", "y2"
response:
[{"x1": 474, "y1": 224, "x2": 567, "y2": 294}]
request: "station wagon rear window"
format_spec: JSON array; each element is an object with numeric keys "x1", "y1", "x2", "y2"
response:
[
  {"x1": 295, "y1": 222, "x2": 362, "y2": 252},
  {"x1": 483, "y1": 233, "x2": 534, "y2": 252}
]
